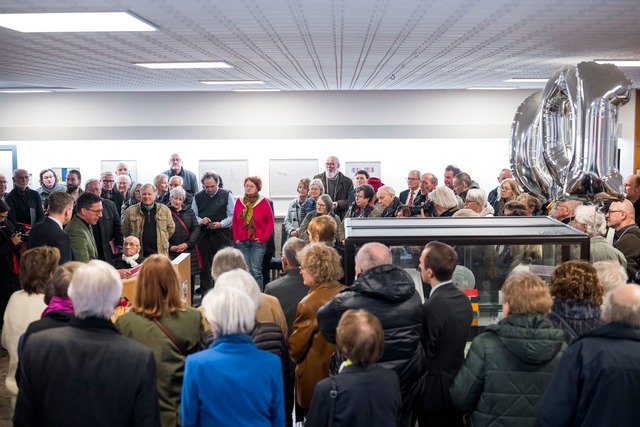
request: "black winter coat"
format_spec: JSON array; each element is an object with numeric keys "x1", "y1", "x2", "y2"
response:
[
  {"x1": 317, "y1": 265, "x2": 426, "y2": 407},
  {"x1": 168, "y1": 206, "x2": 201, "y2": 275},
  {"x1": 450, "y1": 314, "x2": 565, "y2": 427},
  {"x1": 538, "y1": 322, "x2": 640, "y2": 427}
]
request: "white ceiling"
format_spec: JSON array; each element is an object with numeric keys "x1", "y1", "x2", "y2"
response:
[{"x1": 0, "y1": 0, "x2": 639, "y2": 92}]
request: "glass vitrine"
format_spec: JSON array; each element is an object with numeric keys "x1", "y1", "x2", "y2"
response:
[{"x1": 343, "y1": 216, "x2": 589, "y2": 333}]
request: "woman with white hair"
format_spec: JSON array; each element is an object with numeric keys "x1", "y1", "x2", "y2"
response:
[
  {"x1": 572, "y1": 205, "x2": 627, "y2": 267},
  {"x1": 464, "y1": 188, "x2": 494, "y2": 216},
  {"x1": 181, "y1": 284, "x2": 285, "y2": 427},
  {"x1": 428, "y1": 186, "x2": 459, "y2": 217}
]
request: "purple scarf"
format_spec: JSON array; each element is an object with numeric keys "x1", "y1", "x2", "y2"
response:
[{"x1": 42, "y1": 296, "x2": 74, "y2": 318}]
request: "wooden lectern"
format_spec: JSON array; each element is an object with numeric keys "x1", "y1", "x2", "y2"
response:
[{"x1": 121, "y1": 253, "x2": 192, "y2": 306}]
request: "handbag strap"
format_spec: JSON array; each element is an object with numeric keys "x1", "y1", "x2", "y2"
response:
[
  {"x1": 328, "y1": 375, "x2": 338, "y2": 427},
  {"x1": 152, "y1": 318, "x2": 188, "y2": 356},
  {"x1": 549, "y1": 311, "x2": 578, "y2": 341},
  {"x1": 171, "y1": 210, "x2": 191, "y2": 237}
]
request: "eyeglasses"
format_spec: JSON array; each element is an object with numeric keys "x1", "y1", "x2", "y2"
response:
[
  {"x1": 102, "y1": 180, "x2": 114, "y2": 183},
  {"x1": 87, "y1": 208, "x2": 103, "y2": 214},
  {"x1": 325, "y1": 163, "x2": 336, "y2": 166},
  {"x1": 406, "y1": 177, "x2": 419, "y2": 181}
]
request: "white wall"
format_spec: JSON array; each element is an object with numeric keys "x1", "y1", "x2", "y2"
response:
[{"x1": 0, "y1": 89, "x2": 635, "y2": 215}]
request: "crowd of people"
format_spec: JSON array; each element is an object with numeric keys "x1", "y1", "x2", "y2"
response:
[{"x1": 1, "y1": 153, "x2": 640, "y2": 426}]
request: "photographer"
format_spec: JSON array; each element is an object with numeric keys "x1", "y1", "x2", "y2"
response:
[{"x1": 0, "y1": 199, "x2": 22, "y2": 330}]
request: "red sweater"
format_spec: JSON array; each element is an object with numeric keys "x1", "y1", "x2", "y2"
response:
[{"x1": 232, "y1": 197, "x2": 274, "y2": 244}]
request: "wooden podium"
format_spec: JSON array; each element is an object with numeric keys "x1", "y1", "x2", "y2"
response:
[{"x1": 121, "y1": 253, "x2": 192, "y2": 306}]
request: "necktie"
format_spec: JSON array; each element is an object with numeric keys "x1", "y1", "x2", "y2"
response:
[{"x1": 408, "y1": 190, "x2": 415, "y2": 205}]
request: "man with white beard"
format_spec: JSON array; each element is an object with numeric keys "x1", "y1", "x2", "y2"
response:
[{"x1": 313, "y1": 155, "x2": 353, "y2": 220}]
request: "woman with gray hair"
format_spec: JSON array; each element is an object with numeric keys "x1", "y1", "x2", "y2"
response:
[
  {"x1": 573, "y1": 205, "x2": 627, "y2": 267},
  {"x1": 168, "y1": 186, "x2": 201, "y2": 300},
  {"x1": 297, "y1": 194, "x2": 344, "y2": 244},
  {"x1": 300, "y1": 178, "x2": 325, "y2": 220},
  {"x1": 428, "y1": 186, "x2": 459, "y2": 217},
  {"x1": 464, "y1": 188, "x2": 494, "y2": 216},
  {"x1": 181, "y1": 284, "x2": 285, "y2": 427}
]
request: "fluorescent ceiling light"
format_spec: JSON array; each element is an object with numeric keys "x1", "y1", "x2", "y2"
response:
[
  {"x1": 0, "y1": 89, "x2": 54, "y2": 93},
  {"x1": 135, "y1": 62, "x2": 232, "y2": 69},
  {"x1": 467, "y1": 87, "x2": 517, "y2": 90},
  {"x1": 0, "y1": 12, "x2": 156, "y2": 33},
  {"x1": 200, "y1": 80, "x2": 264, "y2": 85},
  {"x1": 595, "y1": 60, "x2": 640, "y2": 67},
  {"x1": 233, "y1": 89, "x2": 280, "y2": 92},
  {"x1": 504, "y1": 78, "x2": 548, "y2": 83}
]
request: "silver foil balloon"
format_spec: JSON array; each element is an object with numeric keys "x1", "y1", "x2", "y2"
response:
[
  {"x1": 539, "y1": 62, "x2": 632, "y2": 200},
  {"x1": 509, "y1": 90, "x2": 554, "y2": 198},
  {"x1": 540, "y1": 66, "x2": 579, "y2": 199}
]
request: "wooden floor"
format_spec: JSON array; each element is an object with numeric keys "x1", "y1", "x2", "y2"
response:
[{"x1": 0, "y1": 348, "x2": 11, "y2": 427}]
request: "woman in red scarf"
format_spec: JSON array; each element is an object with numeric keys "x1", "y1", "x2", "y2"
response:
[{"x1": 232, "y1": 176, "x2": 274, "y2": 290}]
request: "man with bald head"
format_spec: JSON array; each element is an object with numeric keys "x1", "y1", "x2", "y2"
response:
[
  {"x1": 538, "y1": 284, "x2": 640, "y2": 426},
  {"x1": 607, "y1": 199, "x2": 640, "y2": 279},
  {"x1": 314, "y1": 155, "x2": 353, "y2": 220},
  {"x1": 625, "y1": 174, "x2": 640, "y2": 226},
  {"x1": 163, "y1": 153, "x2": 198, "y2": 195},
  {"x1": 318, "y1": 242, "x2": 426, "y2": 427},
  {"x1": 6, "y1": 168, "x2": 44, "y2": 226}
]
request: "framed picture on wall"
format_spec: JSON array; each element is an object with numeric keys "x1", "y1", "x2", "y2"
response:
[
  {"x1": 345, "y1": 161, "x2": 381, "y2": 179},
  {"x1": 198, "y1": 160, "x2": 248, "y2": 196},
  {"x1": 269, "y1": 159, "x2": 319, "y2": 198}
]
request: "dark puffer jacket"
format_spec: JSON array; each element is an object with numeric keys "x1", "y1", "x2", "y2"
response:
[
  {"x1": 450, "y1": 314, "x2": 565, "y2": 427},
  {"x1": 317, "y1": 265, "x2": 426, "y2": 407}
]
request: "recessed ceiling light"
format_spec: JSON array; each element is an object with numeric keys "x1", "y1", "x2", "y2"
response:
[
  {"x1": 595, "y1": 60, "x2": 640, "y2": 67},
  {"x1": 135, "y1": 62, "x2": 232, "y2": 69},
  {"x1": 0, "y1": 89, "x2": 54, "y2": 93},
  {"x1": 0, "y1": 12, "x2": 156, "y2": 33},
  {"x1": 504, "y1": 78, "x2": 548, "y2": 83},
  {"x1": 232, "y1": 89, "x2": 280, "y2": 92},
  {"x1": 200, "y1": 80, "x2": 264, "y2": 85},
  {"x1": 467, "y1": 87, "x2": 517, "y2": 90}
]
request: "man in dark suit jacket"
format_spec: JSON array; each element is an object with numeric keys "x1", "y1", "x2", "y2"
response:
[
  {"x1": 27, "y1": 191, "x2": 74, "y2": 264},
  {"x1": 399, "y1": 169, "x2": 421, "y2": 205},
  {"x1": 14, "y1": 260, "x2": 160, "y2": 427},
  {"x1": 264, "y1": 237, "x2": 307, "y2": 426},
  {"x1": 417, "y1": 241, "x2": 473, "y2": 427},
  {"x1": 314, "y1": 156, "x2": 353, "y2": 220}
]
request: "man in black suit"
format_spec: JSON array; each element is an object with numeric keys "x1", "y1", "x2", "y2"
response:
[
  {"x1": 399, "y1": 169, "x2": 421, "y2": 205},
  {"x1": 6, "y1": 168, "x2": 44, "y2": 227},
  {"x1": 416, "y1": 241, "x2": 473, "y2": 427},
  {"x1": 28, "y1": 191, "x2": 74, "y2": 264},
  {"x1": 264, "y1": 237, "x2": 306, "y2": 426}
]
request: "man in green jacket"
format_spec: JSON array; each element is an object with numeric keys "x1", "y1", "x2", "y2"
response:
[{"x1": 65, "y1": 192, "x2": 102, "y2": 262}]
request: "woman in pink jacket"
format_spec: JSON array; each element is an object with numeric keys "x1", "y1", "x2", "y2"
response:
[{"x1": 233, "y1": 176, "x2": 274, "y2": 290}]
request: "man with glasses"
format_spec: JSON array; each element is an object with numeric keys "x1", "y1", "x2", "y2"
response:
[
  {"x1": 314, "y1": 156, "x2": 353, "y2": 220},
  {"x1": 65, "y1": 192, "x2": 102, "y2": 262},
  {"x1": 607, "y1": 199, "x2": 640, "y2": 280},
  {"x1": 400, "y1": 170, "x2": 421, "y2": 205},
  {"x1": 110, "y1": 236, "x2": 145, "y2": 279},
  {"x1": 6, "y1": 168, "x2": 44, "y2": 227},
  {"x1": 163, "y1": 153, "x2": 198, "y2": 195},
  {"x1": 85, "y1": 179, "x2": 124, "y2": 263},
  {"x1": 554, "y1": 200, "x2": 582, "y2": 224},
  {"x1": 100, "y1": 171, "x2": 124, "y2": 218}
]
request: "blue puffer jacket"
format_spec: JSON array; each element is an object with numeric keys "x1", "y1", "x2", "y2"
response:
[{"x1": 450, "y1": 314, "x2": 565, "y2": 427}]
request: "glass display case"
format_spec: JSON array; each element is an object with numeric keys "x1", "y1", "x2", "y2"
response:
[{"x1": 343, "y1": 216, "x2": 589, "y2": 333}]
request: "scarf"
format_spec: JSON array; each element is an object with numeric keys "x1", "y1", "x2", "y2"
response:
[
  {"x1": 42, "y1": 296, "x2": 74, "y2": 318},
  {"x1": 122, "y1": 252, "x2": 140, "y2": 267},
  {"x1": 241, "y1": 194, "x2": 260, "y2": 239}
]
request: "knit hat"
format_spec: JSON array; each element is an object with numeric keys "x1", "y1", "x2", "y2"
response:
[{"x1": 367, "y1": 177, "x2": 384, "y2": 193}]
